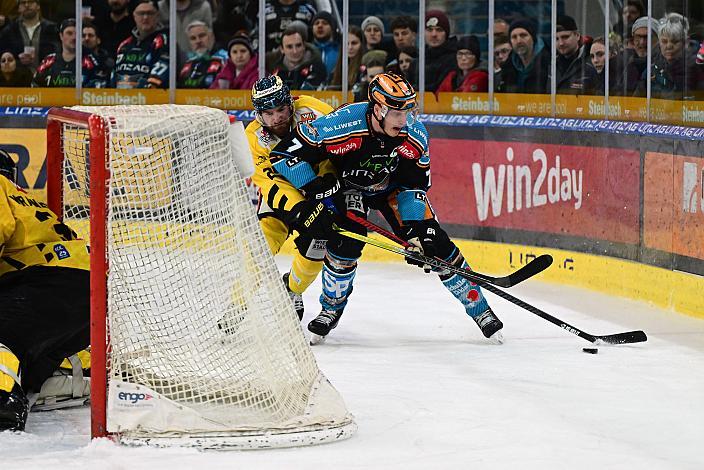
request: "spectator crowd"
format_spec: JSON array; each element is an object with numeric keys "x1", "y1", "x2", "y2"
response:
[{"x1": 0, "y1": 0, "x2": 702, "y2": 100}]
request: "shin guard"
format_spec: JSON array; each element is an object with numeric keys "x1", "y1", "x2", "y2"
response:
[
  {"x1": 439, "y1": 251, "x2": 490, "y2": 318},
  {"x1": 320, "y1": 252, "x2": 357, "y2": 312}
]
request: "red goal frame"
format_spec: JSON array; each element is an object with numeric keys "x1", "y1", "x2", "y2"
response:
[{"x1": 46, "y1": 108, "x2": 108, "y2": 439}]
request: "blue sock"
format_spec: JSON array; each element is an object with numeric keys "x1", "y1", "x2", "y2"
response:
[
  {"x1": 320, "y1": 253, "x2": 357, "y2": 312},
  {"x1": 440, "y1": 260, "x2": 489, "y2": 318}
]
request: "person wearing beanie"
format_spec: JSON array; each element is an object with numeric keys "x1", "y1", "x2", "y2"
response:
[
  {"x1": 631, "y1": 16, "x2": 660, "y2": 59},
  {"x1": 361, "y1": 15, "x2": 384, "y2": 49},
  {"x1": 424, "y1": 9, "x2": 457, "y2": 92},
  {"x1": 496, "y1": 18, "x2": 549, "y2": 93},
  {"x1": 555, "y1": 15, "x2": 597, "y2": 94},
  {"x1": 311, "y1": 10, "x2": 339, "y2": 80},
  {"x1": 210, "y1": 34, "x2": 259, "y2": 89},
  {"x1": 32, "y1": 18, "x2": 110, "y2": 88},
  {"x1": 435, "y1": 35, "x2": 488, "y2": 94},
  {"x1": 361, "y1": 14, "x2": 398, "y2": 63}
]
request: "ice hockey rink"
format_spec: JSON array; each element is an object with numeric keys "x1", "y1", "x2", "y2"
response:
[{"x1": 2, "y1": 256, "x2": 703, "y2": 470}]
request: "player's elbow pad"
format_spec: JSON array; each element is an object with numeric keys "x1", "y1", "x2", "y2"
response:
[{"x1": 271, "y1": 155, "x2": 317, "y2": 189}]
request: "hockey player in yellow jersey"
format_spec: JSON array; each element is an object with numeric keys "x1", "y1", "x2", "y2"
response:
[
  {"x1": 246, "y1": 75, "x2": 336, "y2": 319},
  {"x1": 0, "y1": 150, "x2": 90, "y2": 432}
]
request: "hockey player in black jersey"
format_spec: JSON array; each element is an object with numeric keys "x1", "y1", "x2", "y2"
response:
[
  {"x1": 0, "y1": 150, "x2": 90, "y2": 432},
  {"x1": 269, "y1": 72, "x2": 504, "y2": 343}
]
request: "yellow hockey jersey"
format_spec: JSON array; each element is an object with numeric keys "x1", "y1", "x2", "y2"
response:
[
  {"x1": 0, "y1": 176, "x2": 89, "y2": 276},
  {"x1": 246, "y1": 95, "x2": 334, "y2": 217}
]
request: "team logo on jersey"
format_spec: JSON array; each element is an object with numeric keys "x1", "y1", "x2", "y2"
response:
[
  {"x1": 326, "y1": 137, "x2": 361, "y2": 155},
  {"x1": 301, "y1": 122, "x2": 319, "y2": 138},
  {"x1": 53, "y1": 244, "x2": 70, "y2": 260},
  {"x1": 300, "y1": 112, "x2": 316, "y2": 122},
  {"x1": 391, "y1": 142, "x2": 420, "y2": 160}
]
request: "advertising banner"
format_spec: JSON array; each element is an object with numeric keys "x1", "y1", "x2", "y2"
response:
[
  {"x1": 429, "y1": 139, "x2": 640, "y2": 245},
  {"x1": 644, "y1": 152, "x2": 704, "y2": 260}
]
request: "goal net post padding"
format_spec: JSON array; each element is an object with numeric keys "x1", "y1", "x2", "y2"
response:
[{"x1": 46, "y1": 105, "x2": 356, "y2": 449}]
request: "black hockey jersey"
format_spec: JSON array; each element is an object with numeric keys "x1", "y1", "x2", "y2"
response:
[{"x1": 112, "y1": 28, "x2": 169, "y2": 89}]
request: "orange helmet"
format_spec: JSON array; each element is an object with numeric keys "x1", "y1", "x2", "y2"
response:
[{"x1": 367, "y1": 72, "x2": 417, "y2": 111}]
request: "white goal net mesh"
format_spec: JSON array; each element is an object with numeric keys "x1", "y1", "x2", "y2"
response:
[{"x1": 55, "y1": 105, "x2": 355, "y2": 448}]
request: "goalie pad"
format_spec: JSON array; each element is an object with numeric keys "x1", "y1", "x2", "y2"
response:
[{"x1": 30, "y1": 354, "x2": 90, "y2": 412}]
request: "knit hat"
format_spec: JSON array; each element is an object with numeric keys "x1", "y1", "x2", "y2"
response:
[
  {"x1": 312, "y1": 11, "x2": 336, "y2": 30},
  {"x1": 361, "y1": 16, "x2": 385, "y2": 35},
  {"x1": 457, "y1": 35, "x2": 481, "y2": 61},
  {"x1": 361, "y1": 49, "x2": 387, "y2": 68},
  {"x1": 556, "y1": 15, "x2": 578, "y2": 32},
  {"x1": 632, "y1": 16, "x2": 660, "y2": 36},
  {"x1": 425, "y1": 10, "x2": 450, "y2": 35},
  {"x1": 509, "y1": 18, "x2": 537, "y2": 43},
  {"x1": 228, "y1": 35, "x2": 254, "y2": 56}
]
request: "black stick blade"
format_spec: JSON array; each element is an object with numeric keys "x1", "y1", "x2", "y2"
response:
[
  {"x1": 595, "y1": 330, "x2": 648, "y2": 345},
  {"x1": 503, "y1": 254, "x2": 553, "y2": 287}
]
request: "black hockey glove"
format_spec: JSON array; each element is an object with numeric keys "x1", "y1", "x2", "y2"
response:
[
  {"x1": 292, "y1": 200, "x2": 335, "y2": 260},
  {"x1": 300, "y1": 174, "x2": 345, "y2": 214},
  {"x1": 402, "y1": 220, "x2": 440, "y2": 272}
]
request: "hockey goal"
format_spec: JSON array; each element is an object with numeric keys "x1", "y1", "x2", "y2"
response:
[{"x1": 46, "y1": 105, "x2": 356, "y2": 449}]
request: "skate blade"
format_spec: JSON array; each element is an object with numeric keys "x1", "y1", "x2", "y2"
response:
[
  {"x1": 309, "y1": 334, "x2": 327, "y2": 346},
  {"x1": 489, "y1": 331, "x2": 504, "y2": 345}
]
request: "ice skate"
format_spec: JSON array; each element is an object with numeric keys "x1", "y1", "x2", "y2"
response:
[
  {"x1": 283, "y1": 273, "x2": 305, "y2": 320},
  {"x1": 308, "y1": 309, "x2": 344, "y2": 344},
  {"x1": 472, "y1": 308, "x2": 504, "y2": 343}
]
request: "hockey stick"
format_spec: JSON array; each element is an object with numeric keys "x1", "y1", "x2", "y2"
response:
[
  {"x1": 333, "y1": 226, "x2": 647, "y2": 345},
  {"x1": 342, "y1": 211, "x2": 553, "y2": 288}
]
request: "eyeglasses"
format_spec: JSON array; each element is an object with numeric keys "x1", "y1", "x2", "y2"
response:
[
  {"x1": 134, "y1": 10, "x2": 157, "y2": 17},
  {"x1": 457, "y1": 50, "x2": 475, "y2": 57},
  {"x1": 494, "y1": 47, "x2": 512, "y2": 56}
]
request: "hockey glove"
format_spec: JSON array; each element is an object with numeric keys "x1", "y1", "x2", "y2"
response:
[
  {"x1": 402, "y1": 220, "x2": 440, "y2": 273},
  {"x1": 292, "y1": 200, "x2": 335, "y2": 260},
  {"x1": 300, "y1": 174, "x2": 345, "y2": 214}
]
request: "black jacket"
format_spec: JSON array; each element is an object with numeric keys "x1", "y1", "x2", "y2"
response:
[
  {"x1": 0, "y1": 18, "x2": 58, "y2": 66},
  {"x1": 497, "y1": 39, "x2": 551, "y2": 94},
  {"x1": 425, "y1": 36, "x2": 457, "y2": 92},
  {"x1": 555, "y1": 45, "x2": 598, "y2": 95}
]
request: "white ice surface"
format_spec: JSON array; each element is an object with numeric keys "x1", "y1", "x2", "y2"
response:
[{"x1": 2, "y1": 258, "x2": 703, "y2": 470}]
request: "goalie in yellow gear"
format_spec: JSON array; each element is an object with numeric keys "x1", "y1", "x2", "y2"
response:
[
  {"x1": 246, "y1": 76, "x2": 336, "y2": 319},
  {"x1": 0, "y1": 150, "x2": 90, "y2": 432}
]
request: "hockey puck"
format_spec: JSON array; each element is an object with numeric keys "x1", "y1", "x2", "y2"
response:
[{"x1": 582, "y1": 347, "x2": 598, "y2": 354}]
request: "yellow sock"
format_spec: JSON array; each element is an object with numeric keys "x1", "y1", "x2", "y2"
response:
[
  {"x1": 289, "y1": 254, "x2": 323, "y2": 295},
  {"x1": 0, "y1": 349, "x2": 20, "y2": 392}
]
